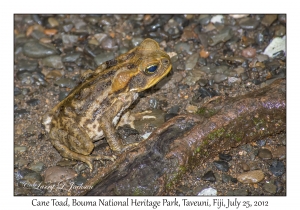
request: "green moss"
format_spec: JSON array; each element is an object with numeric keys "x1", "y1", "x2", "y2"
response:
[{"x1": 196, "y1": 107, "x2": 217, "y2": 117}]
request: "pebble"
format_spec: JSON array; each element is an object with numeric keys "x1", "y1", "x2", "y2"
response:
[
  {"x1": 185, "y1": 53, "x2": 199, "y2": 70},
  {"x1": 28, "y1": 162, "x2": 45, "y2": 172},
  {"x1": 229, "y1": 14, "x2": 248, "y2": 19},
  {"x1": 54, "y1": 77, "x2": 77, "y2": 89},
  {"x1": 211, "y1": 15, "x2": 224, "y2": 24},
  {"x1": 263, "y1": 181, "x2": 277, "y2": 194},
  {"x1": 14, "y1": 109, "x2": 29, "y2": 118},
  {"x1": 16, "y1": 59, "x2": 38, "y2": 71},
  {"x1": 222, "y1": 174, "x2": 233, "y2": 183},
  {"x1": 242, "y1": 47, "x2": 256, "y2": 58},
  {"x1": 17, "y1": 72, "x2": 33, "y2": 85},
  {"x1": 237, "y1": 170, "x2": 264, "y2": 184},
  {"x1": 63, "y1": 23, "x2": 74, "y2": 32},
  {"x1": 94, "y1": 52, "x2": 115, "y2": 66},
  {"x1": 258, "y1": 148, "x2": 272, "y2": 159},
  {"x1": 42, "y1": 55, "x2": 64, "y2": 69},
  {"x1": 261, "y1": 15, "x2": 277, "y2": 27},
  {"x1": 274, "y1": 25, "x2": 286, "y2": 37},
  {"x1": 23, "y1": 41, "x2": 58, "y2": 58},
  {"x1": 48, "y1": 17, "x2": 59, "y2": 27},
  {"x1": 26, "y1": 99, "x2": 40, "y2": 106},
  {"x1": 263, "y1": 36, "x2": 286, "y2": 58},
  {"x1": 202, "y1": 170, "x2": 216, "y2": 182},
  {"x1": 62, "y1": 52, "x2": 82, "y2": 63},
  {"x1": 240, "y1": 162, "x2": 250, "y2": 171},
  {"x1": 44, "y1": 166, "x2": 77, "y2": 183},
  {"x1": 101, "y1": 36, "x2": 117, "y2": 50},
  {"x1": 219, "y1": 153, "x2": 232, "y2": 161},
  {"x1": 174, "y1": 42, "x2": 192, "y2": 54},
  {"x1": 62, "y1": 34, "x2": 79, "y2": 45},
  {"x1": 213, "y1": 74, "x2": 228, "y2": 83},
  {"x1": 197, "y1": 187, "x2": 217, "y2": 196},
  {"x1": 30, "y1": 30, "x2": 46, "y2": 40},
  {"x1": 208, "y1": 27, "x2": 233, "y2": 46},
  {"x1": 233, "y1": 67, "x2": 245, "y2": 76},
  {"x1": 269, "y1": 160, "x2": 285, "y2": 176},
  {"x1": 213, "y1": 160, "x2": 229, "y2": 172},
  {"x1": 14, "y1": 146, "x2": 27, "y2": 153},
  {"x1": 239, "y1": 17, "x2": 260, "y2": 30},
  {"x1": 272, "y1": 146, "x2": 286, "y2": 159}
]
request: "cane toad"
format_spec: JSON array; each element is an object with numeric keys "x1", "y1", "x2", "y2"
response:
[{"x1": 42, "y1": 38, "x2": 172, "y2": 170}]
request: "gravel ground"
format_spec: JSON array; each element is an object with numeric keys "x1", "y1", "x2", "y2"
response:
[{"x1": 14, "y1": 14, "x2": 286, "y2": 196}]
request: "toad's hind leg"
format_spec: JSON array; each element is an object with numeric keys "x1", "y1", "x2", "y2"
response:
[{"x1": 49, "y1": 127, "x2": 115, "y2": 171}]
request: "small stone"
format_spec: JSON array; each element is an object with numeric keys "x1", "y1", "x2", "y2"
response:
[
  {"x1": 227, "y1": 189, "x2": 248, "y2": 196},
  {"x1": 213, "y1": 160, "x2": 229, "y2": 172},
  {"x1": 222, "y1": 174, "x2": 233, "y2": 183},
  {"x1": 44, "y1": 166, "x2": 77, "y2": 183},
  {"x1": 240, "y1": 162, "x2": 250, "y2": 171},
  {"x1": 233, "y1": 67, "x2": 245, "y2": 76},
  {"x1": 14, "y1": 146, "x2": 27, "y2": 153},
  {"x1": 208, "y1": 27, "x2": 233, "y2": 46},
  {"x1": 23, "y1": 41, "x2": 58, "y2": 58},
  {"x1": 211, "y1": 15, "x2": 224, "y2": 24},
  {"x1": 237, "y1": 170, "x2": 264, "y2": 184},
  {"x1": 185, "y1": 53, "x2": 199, "y2": 70},
  {"x1": 263, "y1": 181, "x2": 277, "y2": 194},
  {"x1": 42, "y1": 55, "x2": 64, "y2": 69},
  {"x1": 239, "y1": 17, "x2": 260, "y2": 30},
  {"x1": 219, "y1": 153, "x2": 232, "y2": 161},
  {"x1": 62, "y1": 52, "x2": 82, "y2": 63},
  {"x1": 258, "y1": 148, "x2": 272, "y2": 160},
  {"x1": 26, "y1": 99, "x2": 40, "y2": 106},
  {"x1": 48, "y1": 17, "x2": 59, "y2": 27},
  {"x1": 202, "y1": 170, "x2": 216, "y2": 182},
  {"x1": 62, "y1": 34, "x2": 78, "y2": 45},
  {"x1": 186, "y1": 104, "x2": 198, "y2": 113},
  {"x1": 261, "y1": 15, "x2": 277, "y2": 27},
  {"x1": 54, "y1": 78, "x2": 77, "y2": 89},
  {"x1": 29, "y1": 162, "x2": 45, "y2": 172},
  {"x1": 198, "y1": 187, "x2": 217, "y2": 196},
  {"x1": 272, "y1": 146, "x2": 286, "y2": 159},
  {"x1": 263, "y1": 36, "x2": 286, "y2": 58},
  {"x1": 16, "y1": 59, "x2": 38, "y2": 72},
  {"x1": 44, "y1": 29, "x2": 58, "y2": 36},
  {"x1": 269, "y1": 160, "x2": 285, "y2": 176},
  {"x1": 242, "y1": 47, "x2": 256, "y2": 58},
  {"x1": 213, "y1": 74, "x2": 227, "y2": 83}
]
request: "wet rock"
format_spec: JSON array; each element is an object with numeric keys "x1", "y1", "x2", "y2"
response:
[
  {"x1": 23, "y1": 41, "x2": 58, "y2": 58},
  {"x1": 28, "y1": 162, "x2": 45, "y2": 172},
  {"x1": 202, "y1": 170, "x2": 216, "y2": 182},
  {"x1": 14, "y1": 146, "x2": 27, "y2": 153},
  {"x1": 211, "y1": 15, "x2": 224, "y2": 24},
  {"x1": 242, "y1": 47, "x2": 256, "y2": 58},
  {"x1": 240, "y1": 162, "x2": 250, "y2": 171},
  {"x1": 62, "y1": 34, "x2": 78, "y2": 45},
  {"x1": 174, "y1": 42, "x2": 192, "y2": 54},
  {"x1": 26, "y1": 99, "x2": 40, "y2": 106},
  {"x1": 198, "y1": 15, "x2": 211, "y2": 25},
  {"x1": 274, "y1": 25, "x2": 286, "y2": 37},
  {"x1": 185, "y1": 53, "x2": 199, "y2": 70},
  {"x1": 198, "y1": 187, "x2": 217, "y2": 196},
  {"x1": 263, "y1": 181, "x2": 277, "y2": 194},
  {"x1": 23, "y1": 171, "x2": 43, "y2": 184},
  {"x1": 62, "y1": 52, "x2": 81, "y2": 63},
  {"x1": 269, "y1": 160, "x2": 285, "y2": 176},
  {"x1": 222, "y1": 174, "x2": 233, "y2": 183},
  {"x1": 237, "y1": 170, "x2": 264, "y2": 184},
  {"x1": 219, "y1": 153, "x2": 232, "y2": 161},
  {"x1": 213, "y1": 74, "x2": 227, "y2": 83},
  {"x1": 48, "y1": 17, "x2": 59, "y2": 27},
  {"x1": 272, "y1": 146, "x2": 286, "y2": 159},
  {"x1": 239, "y1": 17, "x2": 260, "y2": 30},
  {"x1": 44, "y1": 166, "x2": 77, "y2": 183},
  {"x1": 208, "y1": 27, "x2": 233, "y2": 46},
  {"x1": 258, "y1": 148, "x2": 272, "y2": 159},
  {"x1": 261, "y1": 15, "x2": 277, "y2": 27},
  {"x1": 14, "y1": 109, "x2": 29, "y2": 118},
  {"x1": 101, "y1": 36, "x2": 117, "y2": 50},
  {"x1": 94, "y1": 52, "x2": 115, "y2": 66},
  {"x1": 54, "y1": 77, "x2": 77, "y2": 89},
  {"x1": 263, "y1": 36, "x2": 286, "y2": 58},
  {"x1": 16, "y1": 59, "x2": 38, "y2": 72},
  {"x1": 213, "y1": 160, "x2": 229, "y2": 172}
]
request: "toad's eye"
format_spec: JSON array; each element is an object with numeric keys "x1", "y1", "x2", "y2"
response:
[{"x1": 145, "y1": 64, "x2": 158, "y2": 74}]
